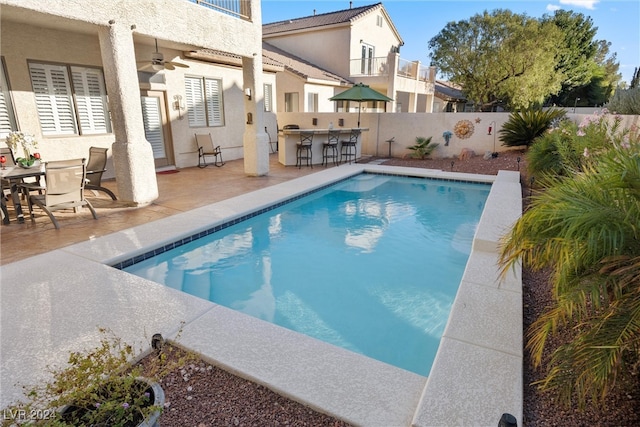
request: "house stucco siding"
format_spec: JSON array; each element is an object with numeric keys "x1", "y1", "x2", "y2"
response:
[{"x1": 1, "y1": 0, "x2": 268, "y2": 204}]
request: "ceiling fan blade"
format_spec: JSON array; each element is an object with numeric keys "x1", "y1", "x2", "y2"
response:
[
  {"x1": 163, "y1": 62, "x2": 175, "y2": 71},
  {"x1": 137, "y1": 62, "x2": 154, "y2": 71},
  {"x1": 169, "y1": 61, "x2": 190, "y2": 68}
]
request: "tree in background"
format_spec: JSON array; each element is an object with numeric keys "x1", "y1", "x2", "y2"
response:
[
  {"x1": 429, "y1": 9, "x2": 622, "y2": 110},
  {"x1": 428, "y1": 10, "x2": 563, "y2": 111},
  {"x1": 554, "y1": 39, "x2": 622, "y2": 107},
  {"x1": 542, "y1": 10, "x2": 597, "y2": 105},
  {"x1": 630, "y1": 67, "x2": 639, "y2": 89}
]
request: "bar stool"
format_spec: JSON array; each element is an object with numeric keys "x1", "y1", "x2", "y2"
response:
[
  {"x1": 296, "y1": 131, "x2": 314, "y2": 168},
  {"x1": 322, "y1": 129, "x2": 340, "y2": 167},
  {"x1": 340, "y1": 129, "x2": 360, "y2": 164}
]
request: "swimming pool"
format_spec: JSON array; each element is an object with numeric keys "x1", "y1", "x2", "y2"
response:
[{"x1": 124, "y1": 173, "x2": 490, "y2": 376}]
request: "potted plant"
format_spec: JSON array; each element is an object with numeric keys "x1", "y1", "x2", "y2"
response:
[
  {"x1": 2, "y1": 328, "x2": 189, "y2": 427},
  {"x1": 5, "y1": 131, "x2": 41, "y2": 168}
]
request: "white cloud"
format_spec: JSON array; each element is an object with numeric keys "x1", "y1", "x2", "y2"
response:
[
  {"x1": 546, "y1": 4, "x2": 561, "y2": 11},
  {"x1": 559, "y1": 0, "x2": 599, "y2": 10}
]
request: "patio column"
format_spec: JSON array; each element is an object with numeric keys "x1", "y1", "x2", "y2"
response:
[
  {"x1": 242, "y1": 54, "x2": 270, "y2": 176},
  {"x1": 387, "y1": 52, "x2": 399, "y2": 113},
  {"x1": 98, "y1": 21, "x2": 158, "y2": 206}
]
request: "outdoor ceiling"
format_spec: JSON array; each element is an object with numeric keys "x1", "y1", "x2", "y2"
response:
[
  {"x1": 0, "y1": 4, "x2": 97, "y2": 34},
  {"x1": 0, "y1": 5, "x2": 198, "y2": 53}
]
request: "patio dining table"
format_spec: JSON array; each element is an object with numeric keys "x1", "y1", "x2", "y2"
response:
[{"x1": 1, "y1": 164, "x2": 45, "y2": 224}]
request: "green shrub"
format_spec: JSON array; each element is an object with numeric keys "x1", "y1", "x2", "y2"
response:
[
  {"x1": 1, "y1": 328, "x2": 193, "y2": 427},
  {"x1": 527, "y1": 118, "x2": 588, "y2": 181},
  {"x1": 606, "y1": 86, "x2": 640, "y2": 114},
  {"x1": 407, "y1": 136, "x2": 439, "y2": 159},
  {"x1": 499, "y1": 108, "x2": 566, "y2": 147},
  {"x1": 527, "y1": 110, "x2": 632, "y2": 183}
]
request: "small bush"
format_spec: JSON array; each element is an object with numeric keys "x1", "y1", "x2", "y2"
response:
[
  {"x1": 1, "y1": 327, "x2": 194, "y2": 427},
  {"x1": 500, "y1": 109, "x2": 566, "y2": 147},
  {"x1": 407, "y1": 136, "x2": 439, "y2": 159},
  {"x1": 527, "y1": 109, "x2": 634, "y2": 183},
  {"x1": 605, "y1": 86, "x2": 640, "y2": 115}
]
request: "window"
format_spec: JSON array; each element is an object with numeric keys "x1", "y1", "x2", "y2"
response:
[
  {"x1": 361, "y1": 44, "x2": 374, "y2": 75},
  {"x1": 0, "y1": 58, "x2": 17, "y2": 138},
  {"x1": 264, "y1": 83, "x2": 273, "y2": 112},
  {"x1": 307, "y1": 93, "x2": 318, "y2": 112},
  {"x1": 284, "y1": 92, "x2": 299, "y2": 112},
  {"x1": 376, "y1": 16, "x2": 383, "y2": 27},
  {"x1": 28, "y1": 62, "x2": 111, "y2": 136},
  {"x1": 184, "y1": 76, "x2": 224, "y2": 127}
]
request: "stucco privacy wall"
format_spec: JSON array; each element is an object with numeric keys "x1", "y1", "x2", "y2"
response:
[{"x1": 277, "y1": 112, "x2": 640, "y2": 159}]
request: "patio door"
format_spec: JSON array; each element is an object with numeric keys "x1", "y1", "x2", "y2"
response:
[
  {"x1": 361, "y1": 43, "x2": 374, "y2": 75},
  {"x1": 140, "y1": 90, "x2": 173, "y2": 168}
]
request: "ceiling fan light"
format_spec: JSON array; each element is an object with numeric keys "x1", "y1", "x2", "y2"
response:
[{"x1": 151, "y1": 63, "x2": 164, "y2": 71}]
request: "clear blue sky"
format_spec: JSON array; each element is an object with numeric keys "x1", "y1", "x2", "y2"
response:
[{"x1": 261, "y1": 0, "x2": 640, "y2": 85}]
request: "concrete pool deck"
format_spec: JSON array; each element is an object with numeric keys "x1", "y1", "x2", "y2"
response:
[{"x1": 0, "y1": 164, "x2": 522, "y2": 426}]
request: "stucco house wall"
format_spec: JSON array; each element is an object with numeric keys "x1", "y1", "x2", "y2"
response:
[
  {"x1": 350, "y1": 9, "x2": 402, "y2": 64},
  {"x1": 1, "y1": 0, "x2": 271, "y2": 192},
  {"x1": 265, "y1": 7, "x2": 401, "y2": 82},
  {"x1": 266, "y1": 27, "x2": 353, "y2": 79}
]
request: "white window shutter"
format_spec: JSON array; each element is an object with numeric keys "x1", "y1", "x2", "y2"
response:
[
  {"x1": 0, "y1": 63, "x2": 16, "y2": 137},
  {"x1": 264, "y1": 83, "x2": 272, "y2": 112},
  {"x1": 204, "y1": 78, "x2": 224, "y2": 126},
  {"x1": 71, "y1": 67, "x2": 111, "y2": 134},
  {"x1": 185, "y1": 76, "x2": 206, "y2": 127},
  {"x1": 140, "y1": 96, "x2": 166, "y2": 159},
  {"x1": 29, "y1": 63, "x2": 77, "y2": 135},
  {"x1": 0, "y1": 92, "x2": 12, "y2": 136}
]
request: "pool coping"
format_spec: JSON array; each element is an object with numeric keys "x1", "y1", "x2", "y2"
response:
[{"x1": 0, "y1": 164, "x2": 522, "y2": 426}]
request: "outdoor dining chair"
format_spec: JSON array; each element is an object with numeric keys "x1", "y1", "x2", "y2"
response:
[
  {"x1": 85, "y1": 147, "x2": 117, "y2": 200},
  {"x1": 322, "y1": 129, "x2": 340, "y2": 167},
  {"x1": 195, "y1": 133, "x2": 225, "y2": 168},
  {"x1": 296, "y1": 131, "x2": 314, "y2": 169},
  {"x1": 340, "y1": 129, "x2": 361, "y2": 164},
  {"x1": 22, "y1": 158, "x2": 97, "y2": 229},
  {"x1": 1, "y1": 147, "x2": 16, "y2": 198}
]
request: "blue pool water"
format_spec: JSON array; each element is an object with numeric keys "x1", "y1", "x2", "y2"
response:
[{"x1": 124, "y1": 173, "x2": 490, "y2": 376}]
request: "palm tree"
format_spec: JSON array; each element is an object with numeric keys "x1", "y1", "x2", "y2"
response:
[{"x1": 499, "y1": 143, "x2": 640, "y2": 408}]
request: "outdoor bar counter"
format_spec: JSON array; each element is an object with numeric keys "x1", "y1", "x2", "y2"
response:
[{"x1": 278, "y1": 128, "x2": 368, "y2": 166}]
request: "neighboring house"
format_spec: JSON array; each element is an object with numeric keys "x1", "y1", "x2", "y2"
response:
[
  {"x1": 433, "y1": 80, "x2": 468, "y2": 112},
  {"x1": 263, "y1": 2, "x2": 435, "y2": 114},
  {"x1": 0, "y1": 0, "x2": 271, "y2": 206},
  {"x1": 262, "y1": 42, "x2": 351, "y2": 114}
]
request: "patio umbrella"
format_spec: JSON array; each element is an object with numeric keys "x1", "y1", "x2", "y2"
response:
[{"x1": 329, "y1": 83, "x2": 393, "y2": 127}]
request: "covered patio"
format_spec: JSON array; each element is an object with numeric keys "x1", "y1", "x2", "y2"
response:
[{"x1": 0, "y1": 154, "x2": 316, "y2": 265}]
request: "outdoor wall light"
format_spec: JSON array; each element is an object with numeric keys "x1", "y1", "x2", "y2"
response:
[
  {"x1": 173, "y1": 94, "x2": 185, "y2": 120},
  {"x1": 245, "y1": 88, "x2": 252, "y2": 100},
  {"x1": 338, "y1": 118, "x2": 344, "y2": 127},
  {"x1": 312, "y1": 118, "x2": 318, "y2": 126}
]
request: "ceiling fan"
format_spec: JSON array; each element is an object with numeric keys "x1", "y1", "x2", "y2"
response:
[{"x1": 138, "y1": 39, "x2": 189, "y2": 71}]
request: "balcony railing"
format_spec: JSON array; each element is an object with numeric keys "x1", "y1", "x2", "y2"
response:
[
  {"x1": 350, "y1": 57, "x2": 390, "y2": 77},
  {"x1": 189, "y1": 0, "x2": 251, "y2": 20},
  {"x1": 350, "y1": 57, "x2": 435, "y2": 83}
]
